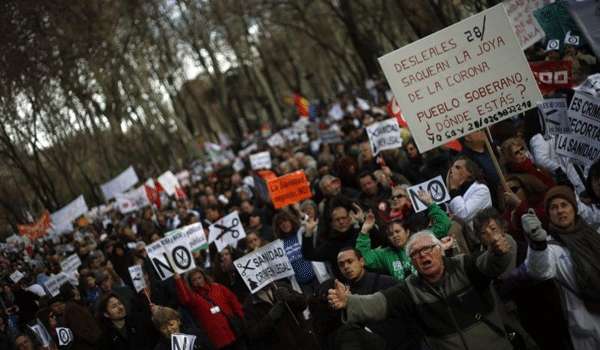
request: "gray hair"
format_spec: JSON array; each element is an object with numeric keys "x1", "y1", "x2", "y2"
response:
[
  {"x1": 318, "y1": 175, "x2": 338, "y2": 193},
  {"x1": 405, "y1": 230, "x2": 443, "y2": 257}
]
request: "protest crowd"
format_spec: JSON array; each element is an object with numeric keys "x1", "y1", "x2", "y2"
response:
[{"x1": 1, "y1": 2, "x2": 600, "y2": 350}]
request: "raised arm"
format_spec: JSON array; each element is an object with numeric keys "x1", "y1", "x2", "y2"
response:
[
  {"x1": 521, "y1": 210, "x2": 557, "y2": 280},
  {"x1": 355, "y1": 212, "x2": 387, "y2": 270}
]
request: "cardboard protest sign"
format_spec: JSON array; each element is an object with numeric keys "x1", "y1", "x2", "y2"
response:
[
  {"x1": 128, "y1": 265, "x2": 146, "y2": 293},
  {"x1": 43, "y1": 273, "x2": 70, "y2": 297},
  {"x1": 233, "y1": 158, "x2": 245, "y2": 172},
  {"x1": 568, "y1": 0, "x2": 600, "y2": 58},
  {"x1": 267, "y1": 171, "x2": 312, "y2": 209},
  {"x1": 319, "y1": 129, "x2": 342, "y2": 144},
  {"x1": 51, "y1": 195, "x2": 88, "y2": 234},
  {"x1": 537, "y1": 98, "x2": 571, "y2": 136},
  {"x1": 60, "y1": 254, "x2": 82, "y2": 275},
  {"x1": 29, "y1": 321, "x2": 51, "y2": 347},
  {"x1": 100, "y1": 166, "x2": 138, "y2": 201},
  {"x1": 267, "y1": 133, "x2": 286, "y2": 148},
  {"x1": 115, "y1": 186, "x2": 150, "y2": 214},
  {"x1": 10, "y1": 270, "x2": 24, "y2": 283},
  {"x1": 365, "y1": 118, "x2": 403, "y2": 155},
  {"x1": 234, "y1": 240, "x2": 295, "y2": 293},
  {"x1": 146, "y1": 231, "x2": 197, "y2": 281},
  {"x1": 555, "y1": 92, "x2": 600, "y2": 166},
  {"x1": 575, "y1": 74, "x2": 600, "y2": 98},
  {"x1": 379, "y1": 4, "x2": 542, "y2": 153},
  {"x1": 208, "y1": 211, "x2": 246, "y2": 252},
  {"x1": 529, "y1": 60, "x2": 574, "y2": 96},
  {"x1": 56, "y1": 327, "x2": 74, "y2": 346},
  {"x1": 18, "y1": 211, "x2": 51, "y2": 241},
  {"x1": 157, "y1": 171, "x2": 181, "y2": 196},
  {"x1": 503, "y1": 0, "x2": 549, "y2": 49},
  {"x1": 171, "y1": 334, "x2": 196, "y2": 350},
  {"x1": 166, "y1": 222, "x2": 208, "y2": 253},
  {"x1": 249, "y1": 151, "x2": 272, "y2": 170},
  {"x1": 407, "y1": 176, "x2": 452, "y2": 213}
]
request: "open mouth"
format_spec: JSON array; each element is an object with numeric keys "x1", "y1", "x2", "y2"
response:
[{"x1": 420, "y1": 259, "x2": 433, "y2": 270}]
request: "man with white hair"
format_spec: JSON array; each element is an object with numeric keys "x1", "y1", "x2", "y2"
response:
[{"x1": 328, "y1": 230, "x2": 515, "y2": 350}]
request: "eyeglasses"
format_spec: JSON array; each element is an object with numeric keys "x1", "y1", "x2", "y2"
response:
[
  {"x1": 409, "y1": 244, "x2": 438, "y2": 259},
  {"x1": 391, "y1": 195, "x2": 404, "y2": 200},
  {"x1": 513, "y1": 147, "x2": 525, "y2": 156}
]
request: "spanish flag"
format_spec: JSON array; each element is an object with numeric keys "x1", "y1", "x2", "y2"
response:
[{"x1": 294, "y1": 93, "x2": 310, "y2": 118}]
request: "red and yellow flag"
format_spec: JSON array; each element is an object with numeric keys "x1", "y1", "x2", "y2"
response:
[{"x1": 18, "y1": 211, "x2": 51, "y2": 240}]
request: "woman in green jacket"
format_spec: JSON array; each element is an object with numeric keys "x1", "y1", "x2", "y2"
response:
[{"x1": 356, "y1": 190, "x2": 453, "y2": 280}]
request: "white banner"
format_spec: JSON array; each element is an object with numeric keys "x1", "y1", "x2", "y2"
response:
[
  {"x1": 100, "y1": 166, "x2": 139, "y2": 201},
  {"x1": 115, "y1": 186, "x2": 150, "y2": 214},
  {"x1": 9, "y1": 270, "x2": 24, "y2": 283},
  {"x1": 158, "y1": 171, "x2": 181, "y2": 196},
  {"x1": 407, "y1": 176, "x2": 451, "y2": 213},
  {"x1": 171, "y1": 334, "x2": 197, "y2": 350},
  {"x1": 267, "y1": 133, "x2": 286, "y2": 148},
  {"x1": 43, "y1": 273, "x2": 70, "y2": 297},
  {"x1": 575, "y1": 73, "x2": 600, "y2": 98},
  {"x1": 379, "y1": 4, "x2": 542, "y2": 153},
  {"x1": 60, "y1": 254, "x2": 82, "y2": 274},
  {"x1": 555, "y1": 92, "x2": 600, "y2": 166},
  {"x1": 146, "y1": 231, "x2": 196, "y2": 281},
  {"x1": 128, "y1": 265, "x2": 146, "y2": 293},
  {"x1": 365, "y1": 118, "x2": 403, "y2": 155},
  {"x1": 234, "y1": 240, "x2": 295, "y2": 293},
  {"x1": 51, "y1": 195, "x2": 88, "y2": 234},
  {"x1": 503, "y1": 0, "x2": 548, "y2": 49},
  {"x1": 208, "y1": 211, "x2": 246, "y2": 252},
  {"x1": 537, "y1": 98, "x2": 571, "y2": 136},
  {"x1": 165, "y1": 222, "x2": 208, "y2": 253},
  {"x1": 250, "y1": 151, "x2": 272, "y2": 170},
  {"x1": 56, "y1": 327, "x2": 74, "y2": 346}
]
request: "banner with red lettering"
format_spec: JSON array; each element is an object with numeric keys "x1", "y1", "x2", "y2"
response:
[{"x1": 529, "y1": 60, "x2": 574, "y2": 96}]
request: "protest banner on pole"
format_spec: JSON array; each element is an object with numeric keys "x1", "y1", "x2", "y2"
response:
[
  {"x1": 146, "y1": 231, "x2": 197, "y2": 281},
  {"x1": 9, "y1": 270, "x2": 24, "y2": 283},
  {"x1": 43, "y1": 273, "x2": 70, "y2": 297},
  {"x1": 171, "y1": 334, "x2": 197, "y2": 350},
  {"x1": 407, "y1": 176, "x2": 452, "y2": 213},
  {"x1": 208, "y1": 211, "x2": 246, "y2": 252},
  {"x1": 157, "y1": 171, "x2": 181, "y2": 196},
  {"x1": 503, "y1": 0, "x2": 549, "y2": 49},
  {"x1": 18, "y1": 211, "x2": 51, "y2": 241},
  {"x1": 115, "y1": 186, "x2": 150, "y2": 214},
  {"x1": 529, "y1": 60, "x2": 574, "y2": 96},
  {"x1": 100, "y1": 166, "x2": 139, "y2": 201},
  {"x1": 267, "y1": 171, "x2": 312, "y2": 209},
  {"x1": 537, "y1": 98, "x2": 571, "y2": 136},
  {"x1": 234, "y1": 240, "x2": 295, "y2": 293},
  {"x1": 56, "y1": 327, "x2": 74, "y2": 347},
  {"x1": 60, "y1": 254, "x2": 82, "y2": 275},
  {"x1": 250, "y1": 151, "x2": 272, "y2": 170},
  {"x1": 128, "y1": 265, "x2": 146, "y2": 293},
  {"x1": 379, "y1": 4, "x2": 542, "y2": 153},
  {"x1": 555, "y1": 91, "x2": 600, "y2": 167},
  {"x1": 365, "y1": 118, "x2": 403, "y2": 155},
  {"x1": 51, "y1": 196, "x2": 88, "y2": 234}
]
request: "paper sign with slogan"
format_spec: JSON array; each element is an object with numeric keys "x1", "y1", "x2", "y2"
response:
[
  {"x1": 100, "y1": 166, "x2": 139, "y2": 201},
  {"x1": 537, "y1": 98, "x2": 571, "y2": 136},
  {"x1": 234, "y1": 240, "x2": 295, "y2": 294},
  {"x1": 379, "y1": 4, "x2": 542, "y2": 153},
  {"x1": 171, "y1": 333, "x2": 196, "y2": 350},
  {"x1": 267, "y1": 171, "x2": 312, "y2": 209},
  {"x1": 56, "y1": 327, "x2": 74, "y2": 346},
  {"x1": 43, "y1": 273, "x2": 70, "y2": 297},
  {"x1": 158, "y1": 171, "x2": 181, "y2": 196},
  {"x1": 407, "y1": 176, "x2": 451, "y2": 213},
  {"x1": 267, "y1": 133, "x2": 286, "y2": 148},
  {"x1": 146, "y1": 231, "x2": 196, "y2": 281},
  {"x1": 60, "y1": 254, "x2": 82, "y2": 275},
  {"x1": 10, "y1": 270, "x2": 24, "y2": 283},
  {"x1": 166, "y1": 222, "x2": 208, "y2": 253},
  {"x1": 503, "y1": 0, "x2": 548, "y2": 49},
  {"x1": 319, "y1": 129, "x2": 342, "y2": 144},
  {"x1": 366, "y1": 118, "x2": 403, "y2": 155},
  {"x1": 29, "y1": 322, "x2": 51, "y2": 347},
  {"x1": 554, "y1": 92, "x2": 600, "y2": 167},
  {"x1": 128, "y1": 265, "x2": 146, "y2": 293},
  {"x1": 208, "y1": 211, "x2": 246, "y2": 252},
  {"x1": 250, "y1": 151, "x2": 272, "y2": 170}
]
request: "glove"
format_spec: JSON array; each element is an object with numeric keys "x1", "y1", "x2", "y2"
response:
[
  {"x1": 520, "y1": 210, "x2": 547, "y2": 243},
  {"x1": 267, "y1": 302, "x2": 286, "y2": 321}
]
